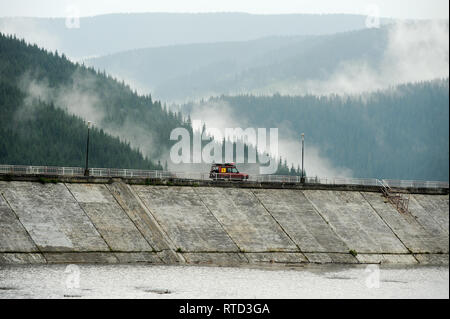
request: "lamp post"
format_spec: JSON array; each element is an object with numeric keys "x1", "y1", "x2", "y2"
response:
[
  {"x1": 84, "y1": 121, "x2": 92, "y2": 177},
  {"x1": 301, "y1": 133, "x2": 305, "y2": 184}
]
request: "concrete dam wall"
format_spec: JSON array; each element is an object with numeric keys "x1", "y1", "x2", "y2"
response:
[{"x1": 0, "y1": 181, "x2": 448, "y2": 265}]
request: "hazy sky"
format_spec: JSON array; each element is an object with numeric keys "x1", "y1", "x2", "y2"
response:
[{"x1": 0, "y1": 0, "x2": 448, "y2": 19}]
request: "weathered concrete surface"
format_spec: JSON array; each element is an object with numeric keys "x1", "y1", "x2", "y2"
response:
[
  {"x1": 304, "y1": 253, "x2": 359, "y2": 264},
  {"x1": 195, "y1": 187, "x2": 297, "y2": 252},
  {"x1": 113, "y1": 252, "x2": 162, "y2": 264},
  {"x1": 252, "y1": 189, "x2": 349, "y2": 253},
  {"x1": 0, "y1": 253, "x2": 46, "y2": 264},
  {"x1": 356, "y1": 254, "x2": 418, "y2": 264},
  {"x1": 362, "y1": 192, "x2": 447, "y2": 253},
  {"x1": 408, "y1": 195, "x2": 449, "y2": 253},
  {"x1": 245, "y1": 252, "x2": 308, "y2": 264},
  {"x1": 409, "y1": 195, "x2": 448, "y2": 236},
  {"x1": 0, "y1": 192, "x2": 38, "y2": 252},
  {"x1": 412, "y1": 195, "x2": 449, "y2": 235},
  {"x1": 0, "y1": 181, "x2": 448, "y2": 265},
  {"x1": 133, "y1": 186, "x2": 239, "y2": 253},
  {"x1": 66, "y1": 183, "x2": 152, "y2": 252},
  {"x1": 107, "y1": 182, "x2": 182, "y2": 263},
  {"x1": 414, "y1": 254, "x2": 449, "y2": 265},
  {"x1": 44, "y1": 252, "x2": 118, "y2": 264},
  {"x1": 0, "y1": 182, "x2": 109, "y2": 252},
  {"x1": 304, "y1": 190, "x2": 409, "y2": 254},
  {"x1": 182, "y1": 253, "x2": 248, "y2": 265}
]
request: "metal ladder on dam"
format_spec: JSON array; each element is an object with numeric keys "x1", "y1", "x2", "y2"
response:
[{"x1": 378, "y1": 179, "x2": 410, "y2": 214}]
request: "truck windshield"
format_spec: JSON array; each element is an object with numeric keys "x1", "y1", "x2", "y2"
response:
[{"x1": 231, "y1": 168, "x2": 238, "y2": 173}]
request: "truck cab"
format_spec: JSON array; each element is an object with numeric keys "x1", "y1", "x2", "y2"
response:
[{"x1": 210, "y1": 163, "x2": 249, "y2": 181}]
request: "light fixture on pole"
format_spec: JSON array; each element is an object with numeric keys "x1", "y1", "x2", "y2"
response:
[
  {"x1": 301, "y1": 133, "x2": 305, "y2": 184},
  {"x1": 84, "y1": 121, "x2": 92, "y2": 177}
]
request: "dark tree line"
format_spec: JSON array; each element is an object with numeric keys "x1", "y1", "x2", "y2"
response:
[
  {"x1": 0, "y1": 33, "x2": 191, "y2": 169},
  {"x1": 0, "y1": 81, "x2": 161, "y2": 169},
  {"x1": 186, "y1": 80, "x2": 449, "y2": 181}
]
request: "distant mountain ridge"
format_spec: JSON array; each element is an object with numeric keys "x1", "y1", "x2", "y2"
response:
[
  {"x1": 86, "y1": 35, "x2": 313, "y2": 97},
  {"x1": 86, "y1": 20, "x2": 448, "y2": 102},
  {"x1": 0, "y1": 13, "x2": 391, "y2": 58},
  {"x1": 86, "y1": 26, "x2": 390, "y2": 101}
]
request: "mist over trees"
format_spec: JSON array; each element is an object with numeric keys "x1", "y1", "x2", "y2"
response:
[
  {"x1": 183, "y1": 80, "x2": 449, "y2": 181},
  {"x1": 0, "y1": 32, "x2": 189, "y2": 169},
  {"x1": 87, "y1": 26, "x2": 390, "y2": 102},
  {"x1": 0, "y1": 13, "x2": 448, "y2": 182},
  {"x1": 87, "y1": 21, "x2": 448, "y2": 103},
  {"x1": 0, "y1": 83, "x2": 160, "y2": 169}
]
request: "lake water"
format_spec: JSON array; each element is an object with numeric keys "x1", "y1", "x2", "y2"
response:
[{"x1": 0, "y1": 264, "x2": 448, "y2": 299}]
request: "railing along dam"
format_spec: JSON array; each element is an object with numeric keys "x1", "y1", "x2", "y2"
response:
[{"x1": 0, "y1": 165, "x2": 448, "y2": 266}]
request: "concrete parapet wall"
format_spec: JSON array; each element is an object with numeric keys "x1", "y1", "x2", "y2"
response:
[
  {"x1": 1, "y1": 174, "x2": 448, "y2": 195},
  {"x1": 0, "y1": 180, "x2": 448, "y2": 266}
]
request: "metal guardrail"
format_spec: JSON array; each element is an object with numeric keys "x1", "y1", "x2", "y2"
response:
[
  {"x1": 381, "y1": 179, "x2": 449, "y2": 189},
  {"x1": 0, "y1": 165, "x2": 84, "y2": 176},
  {"x1": 0, "y1": 165, "x2": 448, "y2": 189}
]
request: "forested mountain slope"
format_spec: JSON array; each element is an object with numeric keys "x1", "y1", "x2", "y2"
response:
[
  {"x1": 0, "y1": 33, "x2": 190, "y2": 168},
  {"x1": 183, "y1": 80, "x2": 449, "y2": 181}
]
